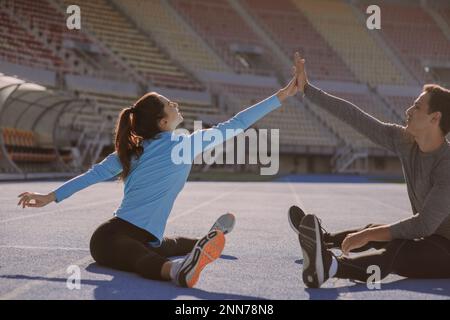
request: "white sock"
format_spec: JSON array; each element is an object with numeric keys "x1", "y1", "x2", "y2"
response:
[
  {"x1": 328, "y1": 256, "x2": 338, "y2": 278},
  {"x1": 169, "y1": 258, "x2": 184, "y2": 281}
]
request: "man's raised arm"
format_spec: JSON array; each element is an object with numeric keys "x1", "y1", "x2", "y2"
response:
[{"x1": 295, "y1": 52, "x2": 405, "y2": 154}]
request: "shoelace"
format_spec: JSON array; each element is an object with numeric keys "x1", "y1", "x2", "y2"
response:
[
  {"x1": 316, "y1": 216, "x2": 330, "y2": 238},
  {"x1": 316, "y1": 216, "x2": 343, "y2": 259}
]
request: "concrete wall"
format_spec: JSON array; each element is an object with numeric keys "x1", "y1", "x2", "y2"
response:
[{"x1": 0, "y1": 62, "x2": 56, "y2": 87}]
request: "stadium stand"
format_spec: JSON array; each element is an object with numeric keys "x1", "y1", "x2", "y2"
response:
[
  {"x1": 333, "y1": 91, "x2": 396, "y2": 123},
  {"x1": 0, "y1": 0, "x2": 127, "y2": 79},
  {"x1": 440, "y1": 6, "x2": 450, "y2": 24},
  {"x1": 292, "y1": 0, "x2": 407, "y2": 86},
  {"x1": 77, "y1": 90, "x2": 219, "y2": 131},
  {"x1": 242, "y1": 0, "x2": 357, "y2": 82},
  {"x1": 170, "y1": 0, "x2": 279, "y2": 76},
  {"x1": 219, "y1": 83, "x2": 338, "y2": 150},
  {"x1": 0, "y1": 73, "x2": 112, "y2": 176},
  {"x1": 1, "y1": 0, "x2": 448, "y2": 177},
  {"x1": 307, "y1": 105, "x2": 376, "y2": 149},
  {"x1": 59, "y1": 0, "x2": 203, "y2": 90},
  {"x1": 112, "y1": 0, "x2": 230, "y2": 74},
  {"x1": 365, "y1": 2, "x2": 450, "y2": 83},
  {"x1": 0, "y1": 10, "x2": 67, "y2": 72},
  {"x1": 384, "y1": 95, "x2": 412, "y2": 120},
  {"x1": 1, "y1": 127, "x2": 57, "y2": 163}
]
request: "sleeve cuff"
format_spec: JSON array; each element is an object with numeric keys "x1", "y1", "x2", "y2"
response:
[
  {"x1": 52, "y1": 189, "x2": 63, "y2": 203},
  {"x1": 303, "y1": 82, "x2": 317, "y2": 97},
  {"x1": 269, "y1": 93, "x2": 282, "y2": 108},
  {"x1": 388, "y1": 220, "x2": 408, "y2": 239}
]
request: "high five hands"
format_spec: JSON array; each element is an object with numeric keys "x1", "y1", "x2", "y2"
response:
[{"x1": 276, "y1": 52, "x2": 309, "y2": 102}]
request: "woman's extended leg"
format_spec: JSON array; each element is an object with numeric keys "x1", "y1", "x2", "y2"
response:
[
  {"x1": 89, "y1": 217, "x2": 170, "y2": 280},
  {"x1": 151, "y1": 237, "x2": 199, "y2": 257},
  {"x1": 151, "y1": 213, "x2": 236, "y2": 257},
  {"x1": 89, "y1": 217, "x2": 226, "y2": 287}
]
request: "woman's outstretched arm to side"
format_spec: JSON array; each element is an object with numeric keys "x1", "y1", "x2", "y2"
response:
[{"x1": 17, "y1": 152, "x2": 122, "y2": 208}]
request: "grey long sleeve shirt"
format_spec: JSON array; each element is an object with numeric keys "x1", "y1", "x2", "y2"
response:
[{"x1": 304, "y1": 83, "x2": 450, "y2": 240}]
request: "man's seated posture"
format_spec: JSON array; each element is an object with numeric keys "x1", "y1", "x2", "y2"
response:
[{"x1": 289, "y1": 53, "x2": 450, "y2": 288}]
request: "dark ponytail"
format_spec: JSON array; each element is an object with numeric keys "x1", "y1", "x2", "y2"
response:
[{"x1": 114, "y1": 92, "x2": 166, "y2": 180}]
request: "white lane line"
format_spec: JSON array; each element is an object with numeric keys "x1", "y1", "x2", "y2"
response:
[
  {"x1": 0, "y1": 255, "x2": 93, "y2": 300},
  {"x1": 350, "y1": 194, "x2": 410, "y2": 214},
  {"x1": 0, "y1": 245, "x2": 89, "y2": 251},
  {"x1": 0, "y1": 184, "x2": 240, "y2": 300},
  {"x1": 336, "y1": 187, "x2": 410, "y2": 214},
  {"x1": 167, "y1": 186, "x2": 243, "y2": 223},
  {"x1": 287, "y1": 182, "x2": 305, "y2": 207},
  {"x1": 0, "y1": 199, "x2": 118, "y2": 224}
]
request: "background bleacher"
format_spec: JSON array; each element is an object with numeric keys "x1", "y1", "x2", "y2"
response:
[{"x1": 0, "y1": 0, "x2": 449, "y2": 178}]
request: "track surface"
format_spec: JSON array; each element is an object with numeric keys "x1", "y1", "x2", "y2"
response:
[{"x1": 1, "y1": 181, "x2": 449, "y2": 300}]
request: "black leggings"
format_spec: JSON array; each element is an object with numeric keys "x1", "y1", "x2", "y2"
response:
[
  {"x1": 90, "y1": 217, "x2": 198, "y2": 280},
  {"x1": 325, "y1": 225, "x2": 450, "y2": 282}
]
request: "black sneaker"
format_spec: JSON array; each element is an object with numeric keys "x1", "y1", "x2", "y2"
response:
[
  {"x1": 288, "y1": 205, "x2": 306, "y2": 234},
  {"x1": 298, "y1": 214, "x2": 333, "y2": 288}
]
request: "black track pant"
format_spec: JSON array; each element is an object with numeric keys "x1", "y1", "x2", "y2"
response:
[
  {"x1": 90, "y1": 217, "x2": 198, "y2": 280},
  {"x1": 324, "y1": 225, "x2": 450, "y2": 282}
]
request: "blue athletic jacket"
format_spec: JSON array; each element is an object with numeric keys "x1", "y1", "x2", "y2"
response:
[{"x1": 52, "y1": 94, "x2": 281, "y2": 246}]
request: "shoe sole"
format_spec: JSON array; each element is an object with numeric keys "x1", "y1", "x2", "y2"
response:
[
  {"x1": 288, "y1": 206, "x2": 305, "y2": 235},
  {"x1": 298, "y1": 215, "x2": 324, "y2": 288},
  {"x1": 178, "y1": 230, "x2": 225, "y2": 288},
  {"x1": 210, "y1": 213, "x2": 235, "y2": 235}
]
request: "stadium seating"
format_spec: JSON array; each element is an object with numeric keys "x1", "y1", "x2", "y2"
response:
[
  {"x1": 4, "y1": 0, "x2": 87, "y2": 75},
  {"x1": 113, "y1": 0, "x2": 229, "y2": 73},
  {"x1": 0, "y1": 10, "x2": 66, "y2": 71},
  {"x1": 0, "y1": 0, "x2": 128, "y2": 78},
  {"x1": 333, "y1": 91, "x2": 396, "y2": 123},
  {"x1": 384, "y1": 95, "x2": 413, "y2": 120},
  {"x1": 309, "y1": 106, "x2": 377, "y2": 148},
  {"x1": 219, "y1": 84, "x2": 338, "y2": 148},
  {"x1": 292, "y1": 0, "x2": 407, "y2": 86},
  {"x1": 242, "y1": 0, "x2": 356, "y2": 82},
  {"x1": 440, "y1": 6, "x2": 450, "y2": 24},
  {"x1": 3, "y1": 0, "x2": 447, "y2": 176},
  {"x1": 78, "y1": 90, "x2": 219, "y2": 132},
  {"x1": 302, "y1": 89, "x2": 390, "y2": 149},
  {"x1": 1, "y1": 127, "x2": 59, "y2": 163},
  {"x1": 59, "y1": 0, "x2": 202, "y2": 90},
  {"x1": 365, "y1": 2, "x2": 450, "y2": 83},
  {"x1": 170, "y1": 0, "x2": 278, "y2": 76}
]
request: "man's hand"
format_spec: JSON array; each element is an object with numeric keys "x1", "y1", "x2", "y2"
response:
[
  {"x1": 294, "y1": 52, "x2": 308, "y2": 93},
  {"x1": 17, "y1": 192, "x2": 56, "y2": 208},
  {"x1": 276, "y1": 51, "x2": 309, "y2": 101},
  {"x1": 341, "y1": 225, "x2": 392, "y2": 255},
  {"x1": 341, "y1": 231, "x2": 369, "y2": 255}
]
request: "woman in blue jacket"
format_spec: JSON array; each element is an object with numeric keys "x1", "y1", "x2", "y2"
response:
[{"x1": 17, "y1": 72, "x2": 299, "y2": 288}]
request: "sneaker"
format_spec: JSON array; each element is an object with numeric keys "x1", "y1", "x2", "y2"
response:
[
  {"x1": 288, "y1": 205, "x2": 306, "y2": 234},
  {"x1": 209, "y1": 212, "x2": 235, "y2": 235},
  {"x1": 298, "y1": 214, "x2": 333, "y2": 288},
  {"x1": 175, "y1": 229, "x2": 225, "y2": 288}
]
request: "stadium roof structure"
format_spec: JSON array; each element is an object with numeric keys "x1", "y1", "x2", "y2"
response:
[{"x1": 0, "y1": 74, "x2": 109, "y2": 180}]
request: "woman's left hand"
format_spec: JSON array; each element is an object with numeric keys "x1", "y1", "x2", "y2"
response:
[
  {"x1": 17, "y1": 192, "x2": 56, "y2": 208},
  {"x1": 277, "y1": 67, "x2": 299, "y2": 102}
]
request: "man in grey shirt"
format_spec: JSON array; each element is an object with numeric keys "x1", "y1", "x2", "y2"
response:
[{"x1": 288, "y1": 53, "x2": 450, "y2": 288}]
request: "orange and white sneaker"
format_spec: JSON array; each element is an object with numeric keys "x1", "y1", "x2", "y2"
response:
[{"x1": 174, "y1": 229, "x2": 225, "y2": 288}]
